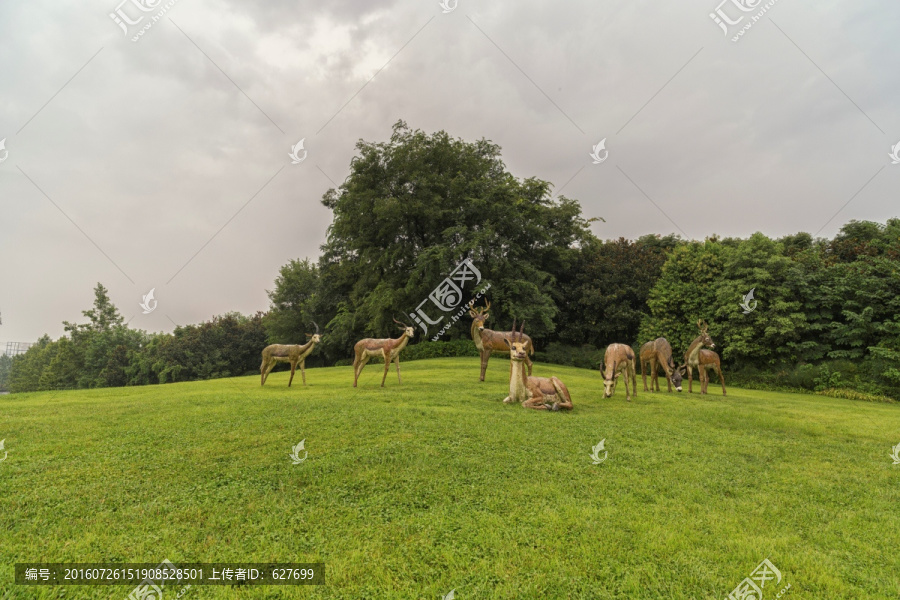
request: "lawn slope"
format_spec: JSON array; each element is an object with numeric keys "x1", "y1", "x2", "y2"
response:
[{"x1": 1, "y1": 357, "x2": 899, "y2": 599}]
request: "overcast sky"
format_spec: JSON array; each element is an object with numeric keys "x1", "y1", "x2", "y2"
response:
[{"x1": 1, "y1": 0, "x2": 898, "y2": 345}]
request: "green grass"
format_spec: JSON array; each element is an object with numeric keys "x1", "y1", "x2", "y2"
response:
[{"x1": 2, "y1": 357, "x2": 899, "y2": 599}]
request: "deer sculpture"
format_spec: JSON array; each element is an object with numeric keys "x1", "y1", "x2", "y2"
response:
[
  {"x1": 602, "y1": 343, "x2": 637, "y2": 401},
  {"x1": 640, "y1": 337, "x2": 684, "y2": 393},
  {"x1": 469, "y1": 300, "x2": 533, "y2": 381},
  {"x1": 260, "y1": 322, "x2": 322, "y2": 387},
  {"x1": 352, "y1": 318, "x2": 415, "y2": 388},
  {"x1": 682, "y1": 319, "x2": 716, "y2": 394},
  {"x1": 697, "y1": 348, "x2": 727, "y2": 395},
  {"x1": 502, "y1": 320, "x2": 572, "y2": 410}
]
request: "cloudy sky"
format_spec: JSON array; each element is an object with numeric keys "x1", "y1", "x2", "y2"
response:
[{"x1": 1, "y1": 0, "x2": 898, "y2": 345}]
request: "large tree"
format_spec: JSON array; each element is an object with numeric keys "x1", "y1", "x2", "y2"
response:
[{"x1": 313, "y1": 121, "x2": 593, "y2": 362}]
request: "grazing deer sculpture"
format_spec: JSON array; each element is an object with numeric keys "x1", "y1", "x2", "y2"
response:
[
  {"x1": 260, "y1": 322, "x2": 322, "y2": 387},
  {"x1": 682, "y1": 319, "x2": 716, "y2": 394},
  {"x1": 352, "y1": 318, "x2": 415, "y2": 388},
  {"x1": 603, "y1": 343, "x2": 637, "y2": 401},
  {"x1": 697, "y1": 348, "x2": 727, "y2": 395},
  {"x1": 502, "y1": 320, "x2": 572, "y2": 411},
  {"x1": 640, "y1": 337, "x2": 684, "y2": 393},
  {"x1": 469, "y1": 300, "x2": 533, "y2": 381}
]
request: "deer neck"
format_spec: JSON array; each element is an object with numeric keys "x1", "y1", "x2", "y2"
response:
[
  {"x1": 393, "y1": 332, "x2": 410, "y2": 352},
  {"x1": 509, "y1": 358, "x2": 528, "y2": 402},
  {"x1": 686, "y1": 337, "x2": 703, "y2": 366},
  {"x1": 471, "y1": 322, "x2": 484, "y2": 351}
]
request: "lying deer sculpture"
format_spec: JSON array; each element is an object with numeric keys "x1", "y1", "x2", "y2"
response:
[
  {"x1": 502, "y1": 320, "x2": 572, "y2": 411},
  {"x1": 260, "y1": 322, "x2": 322, "y2": 386}
]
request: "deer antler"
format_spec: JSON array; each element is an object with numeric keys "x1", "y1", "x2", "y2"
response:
[
  {"x1": 484, "y1": 299, "x2": 491, "y2": 312},
  {"x1": 312, "y1": 321, "x2": 320, "y2": 334},
  {"x1": 699, "y1": 319, "x2": 709, "y2": 331},
  {"x1": 393, "y1": 316, "x2": 409, "y2": 329},
  {"x1": 511, "y1": 318, "x2": 517, "y2": 342},
  {"x1": 519, "y1": 320, "x2": 525, "y2": 341}
]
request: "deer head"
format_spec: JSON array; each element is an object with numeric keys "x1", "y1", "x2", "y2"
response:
[
  {"x1": 305, "y1": 321, "x2": 322, "y2": 344},
  {"x1": 469, "y1": 300, "x2": 490, "y2": 331},
  {"x1": 603, "y1": 361, "x2": 617, "y2": 398},
  {"x1": 669, "y1": 366, "x2": 684, "y2": 391},
  {"x1": 393, "y1": 317, "x2": 415, "y2": 339},
  {"x1": 503, "y1": 319, "x2": 528, "y2": 362},
  {"x1": 697, "y1": 318, "x2": 715, "y2": 349}
]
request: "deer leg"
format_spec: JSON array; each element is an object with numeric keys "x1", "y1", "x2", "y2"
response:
[
  {"x1": 288, "y1": 360, "x2": 296, "y2": 387},
  {"x1": 261, "y1": 358, "x2": 275, "y2": 386},
  {"x1": 717, "y1": 366, "x2": 726, "y2": 395},
  {"x1": 480, "y1": 350, "x2": 490, "y2": 381},
  {"x1": 300, "y1": 360, "x2": 306, "y2": 386},
  {"x1": 687, "y1": 366, "x2": 694, "y2": 393},
  {"x1": 551, "y1": 378, "x2": 573, "y2": 411},
  {"x1": 522, "y1": 394, "x2": 549, "y2": 410},
  {"x1": 624, "y1": 367, "x2": 632, "y2": 402},
  {"x1": 381, "y1": 351, "x2": 390, "y2": 387},
  {"x1": 394, "y1": 355, "x2": 402, "y2": 384},
  {"x1": 525, "y1": 350, "x2": 533, "y2": 376},
  {"x1": 700, "y1": 368, "x2": 708, "y2": 395},
  {"x1": 632, "y1": 362, "x2": 638, "y2": 399},
  {"x1": 353, "y1": 354, "x2": 367, "y2": 387},
  {"x1": 651, "y1": 359, "x2": 659, "y2": 392},
  {"x1": 641, "y1": 360, "x2": 648, "y2": 392}
]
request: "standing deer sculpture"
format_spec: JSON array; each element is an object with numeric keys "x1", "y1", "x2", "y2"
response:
[
  {"x1": 260, "y1": 322, "x2": 322, "y2": 387},
  {"x1": 502, "y1": 320, "x2": 572, "y2": 411},
  {"x1": 352, "y1": 318, "x2": 415, "y2": 388},
  {"x1": 697, "y1": 348, "x2": 727, "y2": 395},
  {"x1": 682, "y1": 319, "x2": 716, "y2": 394},
  {"x1": 469, "y1": 300, "x2": 533, "y2": 381},
  {"x1": 602, "y1": 343, "x2": 637, "y2": 401},
  {"x1": 640, "y1": 337, "x2": 684, "y2": 393}
]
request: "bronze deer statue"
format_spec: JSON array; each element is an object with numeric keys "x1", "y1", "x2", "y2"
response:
[
  {"x1": 682, "y1": 319, "x2": 716, "y2": 394},
  {"x1": 469, "y1": 300, "x2": 533, "y2": 381},
  {"x1": 640, "y1": 337, "x2": 684, "y2": 393},
  {"x1": 602, "y1": 343, "x2": 637, "y2": 401},
  {"x1": 502, "y1": 320, "x2": 572, "y2": 411},
  {"x1": 260, "y1": 322, "x2": 322, "y2": 386},
  {"x1": 697, "y1": 348, "x2": 727, "y2": 395},
  {"x1": 352, "y1": 318, "x2": 415, "y2": 388}
]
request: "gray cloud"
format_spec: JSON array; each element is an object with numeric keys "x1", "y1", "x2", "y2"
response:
[{"x1": 1, "y1": 0, "x2": 898, "y2": 345}]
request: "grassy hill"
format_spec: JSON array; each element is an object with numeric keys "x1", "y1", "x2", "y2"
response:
[{"x1": 1, "y1": 357, "x2": 899, "y2": 599}]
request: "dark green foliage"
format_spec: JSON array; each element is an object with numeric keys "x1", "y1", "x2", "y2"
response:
[
  {"x1": 0, "y1": 354, "x2": 12, "y2": 392},
  {"x1": 7, "y1": 285, "x2": 267, "y2": 391},
  {"x1": 309, "y1": 120, "x2": 592, "y2": 363},
  {"x1": 533, "y1": 342, "x2": 603, "y2": 370}
]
